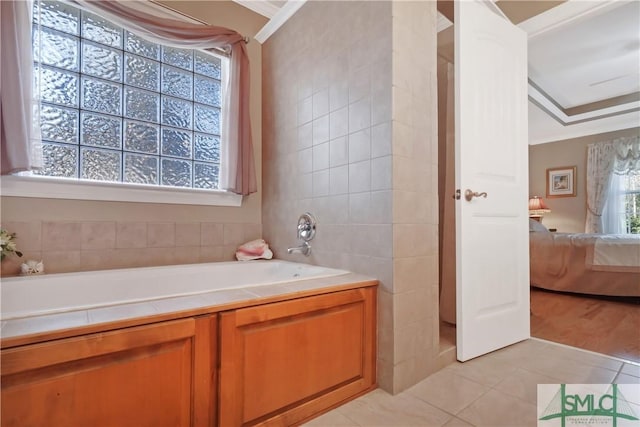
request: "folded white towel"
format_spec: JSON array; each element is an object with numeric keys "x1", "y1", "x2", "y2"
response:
[{"x1": 235, "y1": 239, "x2": 274, "y2": 261}]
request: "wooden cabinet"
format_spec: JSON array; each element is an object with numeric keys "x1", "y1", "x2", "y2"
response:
[
  {"x1": 218, "y1": 287, "x2": 377, "y2": 426},
  {"x1": 1, "y1": 283, "x2": 377, "y2": 427},
  {"x1": 1, "y1": 316, "x2": 216, "y2": 427}
]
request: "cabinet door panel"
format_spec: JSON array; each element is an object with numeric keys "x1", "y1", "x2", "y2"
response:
[
  {"x1": 1, "y1": 316, "x2": 216, "y2": 427},
  {"x1": 219, "y1": 287, "x2": 377, "y2": 426}
]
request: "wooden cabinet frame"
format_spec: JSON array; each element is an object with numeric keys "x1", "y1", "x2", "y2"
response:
[
  {"x1": 218, "y1": 287, "x2": 377, "y2": 426},
  {"x1": 1, "y1": 316, "x2": 217, "y2": 427}
]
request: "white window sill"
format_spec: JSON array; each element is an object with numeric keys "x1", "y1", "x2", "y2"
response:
[{"x1": 0, "y1": 175, "x2": 243, "y2": 207}]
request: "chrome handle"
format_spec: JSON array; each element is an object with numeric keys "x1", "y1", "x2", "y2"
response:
[
  {"x1": 464, "y1": 189, "x2": 488, "y2": 202},
  {"x1": 296, "y1": 212, "x2": 317, "y2": 241}
]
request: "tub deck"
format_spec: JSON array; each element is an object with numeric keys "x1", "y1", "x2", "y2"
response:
[{"x1": 0, "y1": 261, "x2": 376, "y2": 348}]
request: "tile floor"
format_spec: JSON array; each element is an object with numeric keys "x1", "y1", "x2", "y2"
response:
[{"x1": 304, "y1": 339, "x2": 640, "y2": 427}]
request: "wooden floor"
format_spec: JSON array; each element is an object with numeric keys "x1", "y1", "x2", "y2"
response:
[{"x1": 530, "y1": 288, "x2": 640, "y2": 363}]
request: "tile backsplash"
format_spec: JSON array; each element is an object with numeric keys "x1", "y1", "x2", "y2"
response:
[{"x1": 0, "y1": 221, "x2": 261, "y2": 276}]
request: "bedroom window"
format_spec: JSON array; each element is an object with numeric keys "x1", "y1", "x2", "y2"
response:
[
  {"x1": 31, "y1": 1, "x2": 227, "y2": 190},
  {"x1": 621, "y1": 172, "x2": 640, "y2": 234},
  {"x1": 604, "y1": 171, "x2": 640, "y2": 234}
]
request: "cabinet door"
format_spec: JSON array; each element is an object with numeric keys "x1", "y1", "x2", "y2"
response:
[
  {"x1": 219, "y1": 287, "x2": 377, "y2": 426},
  {"x1": 1, "y1": 316, "x2": 216, "y2": 427}
]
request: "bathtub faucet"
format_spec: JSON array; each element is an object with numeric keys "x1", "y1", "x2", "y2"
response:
[
  {"x1": 287, "y1": 241, "x2": 311, "y2": 256},
  {"x1": 287, "y1": 213, "x2": 317, "y2": 257}
]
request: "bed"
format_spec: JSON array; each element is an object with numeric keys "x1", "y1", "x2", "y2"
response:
[{"x1": 529, "y1": 220, "x2": 640, "y2": 297}]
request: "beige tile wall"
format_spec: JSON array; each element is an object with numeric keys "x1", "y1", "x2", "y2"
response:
[
  {"x1": 390, "y1": 1, "x2": 440, "y2": 392},
  {"x1": 0, "y1": 220, "x2": 261, "y2": 276},
  {"x1": 262, "y1": 1, "x2": 438, "y2": 393}
]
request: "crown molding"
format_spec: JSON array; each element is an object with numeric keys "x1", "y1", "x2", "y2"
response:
[
  {"x1": 518, "y1": 0, "x2": 626, "y2": 39},
  {"x1": 232, "y1": 0, "x2": 281, "y2": 19},
  {"x1": 254, "y1": 1, "x2": 307, "y2": 43}
]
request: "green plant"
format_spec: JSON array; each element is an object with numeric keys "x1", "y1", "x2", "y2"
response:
[{"x1": 0, "y1": 229, "x2": 23, "y2": 261}]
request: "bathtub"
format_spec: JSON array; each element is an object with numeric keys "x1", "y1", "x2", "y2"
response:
[{"x1": 0, "y1": 260, "x2": 349, "y2": 321}]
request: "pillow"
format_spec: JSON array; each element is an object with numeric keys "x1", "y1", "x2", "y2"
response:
[{"x1": 529, "y1": 218, "x2": 550, "y2": 233}]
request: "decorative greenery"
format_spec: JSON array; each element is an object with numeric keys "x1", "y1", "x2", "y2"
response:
[{"x1": 1, "y1": 229, "x2": 23, "y2": 261}]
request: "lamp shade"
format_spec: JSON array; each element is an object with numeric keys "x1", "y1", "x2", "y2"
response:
[{"x1": 528, "y1": 196, "x2": 550, "y2": 215}]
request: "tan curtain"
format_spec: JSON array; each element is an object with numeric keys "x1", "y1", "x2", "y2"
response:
[{"x1": 1, "y1": 0, "x2": 43, "y2": 174}]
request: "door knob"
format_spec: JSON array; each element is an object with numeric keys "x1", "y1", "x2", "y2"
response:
[{"x1": 464, "y1": 189, "x2": 488, "y2": 201}]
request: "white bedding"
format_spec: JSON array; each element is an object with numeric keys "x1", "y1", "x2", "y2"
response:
[{"x1": 592, "y1": 234, "x2": 640, "y2": 272}]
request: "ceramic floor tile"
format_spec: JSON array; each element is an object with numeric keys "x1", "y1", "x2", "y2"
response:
[
  {"x1": 405, "y1": 368, "x2": 489, "y2": 415},
  {"x1": 336, "y1": 388, "x2": 452, "y2": 427},
  {"x1": 303, "y1": 408, "x2": 359, "y2": 426},
  {"x1": 493, "y1": 367, "x2": 562, "y2": 405},
  {"x1": 442, "y1": 416, "x2": 475, "y2": 427},
  {"x1": 614, "y1": 372, "x2": 640, "y2": 384},
  {"x1": 444, "y1": 354, "x2": 519, "y2": 387},
  {"x1": 621, "y1": 362, "x2": 640, "y2": 378},
  {"x1": 533, "y1": 340, "x2": 623, "y2": 372},
  {"x1": 457, "y1": 389, "x2": 538, "y2": 427},
  {"x1": 489, "y1": 339, "x2": 551, "y2": 365},
  {"x1": 515, "y1": 353, "x2": 618, "y2": 384}
]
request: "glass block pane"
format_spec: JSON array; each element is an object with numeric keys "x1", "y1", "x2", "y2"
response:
[
  {"x1": 194, "y1": 162, "x2": 219, "y2": 189},
  {"x1": 124, "y1": 153, "x2": 158, "y2": 185},
  {"x1": 162, "y1": 46, "x2": 193, "y2": 71},
  {"x1": 37, "y1": 65, "x2": 78, "y2": 107},
  {"x1": 162, "y1": 128, "x2": 192, "y2": 159},
  {"x1": 33, "y1": 27, "x2": 79, "y2": 71},
  {"x1": 194, "y1": 51, "x2": 221, "y2": 79},
  {"x1": 39, "y1": 104, "x2": 79, "y2": 144},
  {"x1": 81, "y1": 11, "x2": 122, "y2": 48},
  {"x1": 161, "y1": 65, "x2": 193, "y2": 100},
  {"x1": 125, "y1": 32, "x2": 159, "y2": 60},
  {"x1": 161, "y1": 96, "x2": 192, "y2": 129},
  {"x1": 124, "y1": 120, "x2": 159, "y2": 154},
  {"x1": 124, "y1": 88, "x2": 159, "y2": 123},
  {"x1": 35, "y1": 143, "x2": 78, "y2": 178},
  {"x1": 161, "y1": 158, "x2": 191, "y2": 187},
  {"x1": 34, "y1": 1, "x2": 79, "y2": 35},
  {"x1": 81, "y1": 41, "x2": 122, "y2": 82},
  {"x1": 81, "y1": 77, "x2": 121, "y2": 115},
  {"x1": 81, "y1": 148, "x2": 121, "y2": 181},
  {"x1": 81, "y1": 112, "x2": 122, "y2": 149},
  {"x1": 194, "y1": 105, "x2": 220, "y2": 135},
  {"x1": 194, "y1": 133, "x2": 220, "y2": 162},
  {"x1": 194, "y1": 75, "x2": 221, "y2": 107},
  {"x1": 124, "y1": 54, "x2": 159, "y2": 91}
]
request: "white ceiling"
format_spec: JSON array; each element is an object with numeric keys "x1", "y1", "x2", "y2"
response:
[
  {"x1": 522, "y1": 0, "x2": 639, "y2": 144},
  {"x1": 528, "y1": 1, "x2": 639, "y2": 108},
  {"x1": 235, "y1": 0, "x2": 640, "y2": 145}
]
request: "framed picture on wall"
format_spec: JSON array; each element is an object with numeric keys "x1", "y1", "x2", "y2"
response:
[{"x1": 546, "y1": 166, "x2": 577, "y2": 198}]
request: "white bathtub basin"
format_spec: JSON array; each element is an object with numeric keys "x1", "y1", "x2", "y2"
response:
[{"x1": 0, "y1": 260, "x2": 349, "y2": 320}]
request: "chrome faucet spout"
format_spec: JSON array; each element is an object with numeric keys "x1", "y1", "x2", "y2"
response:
[{"x1": 287, "y1": 241, "x2": 311, "y2": 256}]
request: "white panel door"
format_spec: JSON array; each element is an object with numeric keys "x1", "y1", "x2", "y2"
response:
[{"x1": 455, "y1": 0, "x2": 530, "y2": 361}]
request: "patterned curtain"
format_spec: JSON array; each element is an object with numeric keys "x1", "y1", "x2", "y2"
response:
[{"x1": 586, "y1": 136, "x2": 640, "y2": 233}]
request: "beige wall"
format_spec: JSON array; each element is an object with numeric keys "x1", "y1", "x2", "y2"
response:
[
  {"x1": 528, "y1": 127, "x2": 640, "y2": 233},
  {"x1": 0, "y1": 1, "x2": 267, "y2": 275},
  {"x1": 262, "y1": 1, "x2": 439, "y2": 393}
]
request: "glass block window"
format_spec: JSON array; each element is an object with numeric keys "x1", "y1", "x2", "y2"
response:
[{"x1": 32, "y1": 1, "x2": 225, "y2": 190}]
